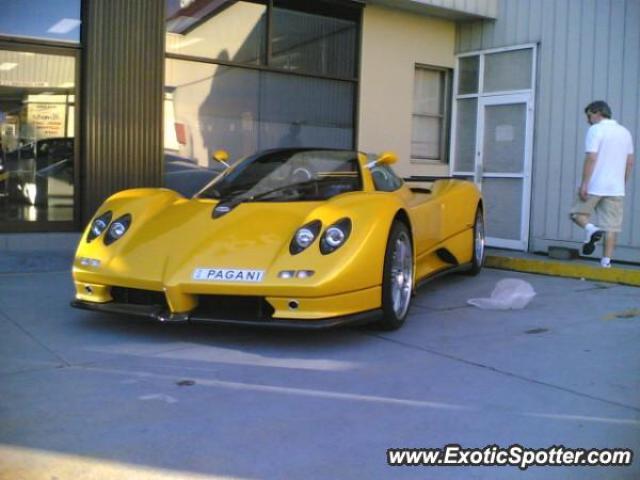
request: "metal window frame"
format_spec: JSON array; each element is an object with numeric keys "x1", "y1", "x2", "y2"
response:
[{"x1": 450, "y1": 43, "x2": 538, "y2": 175}]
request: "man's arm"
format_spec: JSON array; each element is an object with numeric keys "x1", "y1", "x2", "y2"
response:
[
  {"x1": 625, "y1": 154, "x2": 634, "y2": 183},
  {"x1": 580, "y1": 152, "x2": 597, "y2": 200}
]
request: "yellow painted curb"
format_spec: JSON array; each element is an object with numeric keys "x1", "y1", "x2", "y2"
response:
[{"x1": 485, "y1": 255, "x2": 640, "y2": 287}]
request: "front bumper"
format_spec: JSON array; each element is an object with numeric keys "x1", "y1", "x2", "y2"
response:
[
  {"x1": 73, "y1": 275, "x2": 382, "y2": 320},
  {"x1": 71, "y1": 299, "x2": 381, "y2": 329}
]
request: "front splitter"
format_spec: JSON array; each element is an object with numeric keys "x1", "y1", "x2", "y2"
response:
[{"x1": 71, "y1": 300, "x2": 381, "y2": 330}]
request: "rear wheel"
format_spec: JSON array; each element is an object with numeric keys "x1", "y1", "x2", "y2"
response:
[
  {"x1": 466, "y1": 207, "x2": 485, "y2": 276},
  {"x1": 377, "y1": 221, "x2": 413, "y2": 331}
]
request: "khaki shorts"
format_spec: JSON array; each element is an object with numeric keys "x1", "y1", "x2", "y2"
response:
[{"x1": 570, "y1": 194, "x2": 624, "y2": 232}]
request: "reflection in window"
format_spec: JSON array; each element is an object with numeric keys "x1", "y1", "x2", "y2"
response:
[
  {"x1": 0, "y1": 50, "x2": 76, "y2": 224},
  {"x1": 164, "y1": 59, "x2": 354, "y2": 196},
  {"x1": 166, "y1": 0, "x2": 267, "y2": 65},
  {"x1": 411, "y1": 66, "x2": 450, "y2": 162},
  {"x1": 0, "y1": 0, "x2": 81, "y2": 43},
  {"x1": 271, "y1": 7, "x2": 357, "y2": 78}
]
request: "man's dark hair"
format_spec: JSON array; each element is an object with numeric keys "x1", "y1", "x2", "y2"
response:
[{"x1": 584, "y1": 100, "x2": 612, "y2": 119}]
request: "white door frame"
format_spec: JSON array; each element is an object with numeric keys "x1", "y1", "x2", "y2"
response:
[
  {"x1": 450, "y1": 44, "x2": 537, "y2": 251},
  {"x1": 477, "y1": 94, "x2": 534, "y2": 250}
]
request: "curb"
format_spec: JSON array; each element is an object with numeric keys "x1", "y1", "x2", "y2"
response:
[{"x1": 485, "y1": 255, "x2": 640, "y2": 287}]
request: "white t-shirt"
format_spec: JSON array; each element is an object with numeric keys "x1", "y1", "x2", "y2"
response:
[{"x1": 585, "y1": 119, "x2": 634, "y2": 196}]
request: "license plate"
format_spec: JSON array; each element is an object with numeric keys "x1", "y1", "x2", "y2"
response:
[{"x1": 192, "y1": 268, "x2": 265, "y2": 283}]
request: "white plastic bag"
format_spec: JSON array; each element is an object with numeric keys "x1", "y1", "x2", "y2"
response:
[{"x1": 467, "y1": 278, "x2": 536, "y2": 310}]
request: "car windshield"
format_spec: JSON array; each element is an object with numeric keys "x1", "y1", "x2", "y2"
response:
[{"x1": 196, "y1": 149, "x2": 362, "y2": 202}]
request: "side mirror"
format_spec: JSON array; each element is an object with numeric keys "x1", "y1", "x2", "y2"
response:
[
  {"x1": 212, "y1": 149, "x2": 230, "y2": 168},
  {"x1": 378, "y1": 151, "x2": 398, "y2": 166}
]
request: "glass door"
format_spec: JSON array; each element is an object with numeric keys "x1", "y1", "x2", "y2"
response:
[
  {"x1": 451, "y1": 45, "x2": 536, "y2": 251},
  {"x1": 477, "y1": 94, "x2": 533, "y2": 250}
]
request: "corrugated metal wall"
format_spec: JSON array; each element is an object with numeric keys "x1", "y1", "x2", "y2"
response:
[
  {"x1": 456, "y1": 0, "x2": 640, "y2": 262},
  {"x1": 369, "y1": 0, "x2": 498, "y2": 19},
  {"x1": 82, "y1": 0, "x2": 165, "y2": 222}
]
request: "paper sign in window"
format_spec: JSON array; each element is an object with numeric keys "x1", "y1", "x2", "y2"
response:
[{"x1": 495, "y1": 125, "x2": 514, "y2": 142}]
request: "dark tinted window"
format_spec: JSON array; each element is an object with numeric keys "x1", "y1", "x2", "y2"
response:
[
  {"x1": 271, "y1": 5, "x2": 357, "y2": 78},
  {"x1": 371, "y1": 165, "x2": 403, "y2": 192},
  {"x1": 166, "y1": 0, "x2": 267, "y2": 65}
]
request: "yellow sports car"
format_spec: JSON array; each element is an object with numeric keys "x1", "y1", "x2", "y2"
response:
[{"x1": 71, "y1": 148, "x2": 484, "y2": 330}]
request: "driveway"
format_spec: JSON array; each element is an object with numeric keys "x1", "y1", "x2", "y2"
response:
[{"x1": 0, "y1": 267, "x2": 638, "y2": 479}]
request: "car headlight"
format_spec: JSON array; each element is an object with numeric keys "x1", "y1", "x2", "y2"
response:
[
  {"x1": 320, "y1": 218, "x2": 351, "y2": 254},
  {"x1": 104, "y1": 214, "x2": 132, "y2": 245},
  {"x1": 86, "y1": 211, "x2": 112, "y2": 242},
  {"x1": 290, "y1": 220, "x2": 322, "y2": 254}
]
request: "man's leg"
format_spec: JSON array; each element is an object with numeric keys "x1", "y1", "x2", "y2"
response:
[
  {"x1": 598, "y1": 197, "x2": 623, "y2": 267},
  {"x1": 570, "y1": 213, "x2": 590, "y2": 228},
  {"x1": 570, "y1": 195, "x2": 603, "y2": 254},
  {"x1": 604, "y1": 232, "x2": 616, "y2": 258}
]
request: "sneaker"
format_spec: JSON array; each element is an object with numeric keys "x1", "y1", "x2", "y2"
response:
[
  {"x1": 584, "y1": 224, "x2": 601, "y2": 242},
  {"x1": 582, "y1": 230, "x2": 603, "y2": 255},
  {"x1": 600, "y1": 258, "x2": 611, "y2": 268}
]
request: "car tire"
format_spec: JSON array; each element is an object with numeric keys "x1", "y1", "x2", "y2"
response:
[
  {"x1": 377, "y1": 220, "x2": 413, "y2": 331},
  {"x1": 465, "y1": 206, "x2": 485, "y2": 276}
]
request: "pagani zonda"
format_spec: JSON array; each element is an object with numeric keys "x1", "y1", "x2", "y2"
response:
[{"x1": 72, "y1": 148, "x2": 484, "y2": 330}]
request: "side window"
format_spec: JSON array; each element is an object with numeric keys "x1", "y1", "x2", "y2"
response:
[
  {"x1": 371, "y1": 165, "x2": 403, "y2": 192},
  {"x1": 412, "y1": 65, "x2": 451, "y2": 164}
]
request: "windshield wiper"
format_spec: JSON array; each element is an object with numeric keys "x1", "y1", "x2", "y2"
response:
[
  {"x1": 200, "y1": 182, "x2": 256, "y2": 200},
  {"x1": 246, "y1": 179, "x2": 323, "y2": 201}
]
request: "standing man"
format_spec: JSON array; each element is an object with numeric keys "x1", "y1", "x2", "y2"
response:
[{"x1": 570, "y1": 101, "x2": 635, "y2": 267}]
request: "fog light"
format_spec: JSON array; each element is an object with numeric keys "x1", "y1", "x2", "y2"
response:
[
  {"x1": 278, "y1": 270, "x2": 295, "y2": 279},
  {"x1": 288, "y1": 300, "x2": 299, "y2": 310},
  {"x1": 296, "y1": 270, "x2": 315, "y2": 278},
  {"x1": 79, "y1": 257, "x2": 100, "y2": 268},
  {"x1": 85, "y1": 285, "x2": 93, "y2": 295}
]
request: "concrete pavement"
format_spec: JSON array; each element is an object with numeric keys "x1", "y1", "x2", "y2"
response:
[{"x1": 0, "y1": 266, "x2": 639, "y2": 479}]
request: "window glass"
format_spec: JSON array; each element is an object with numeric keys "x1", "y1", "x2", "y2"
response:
[
  {"x1": 484, "y1": 49, "x2": 533, "y2": 93},
  {"x1": 411, "y1": 67, "x2": 448, "y2": 162},
  {"x1": 0, "y1": 49, "x2": 76, "y2": 224},
  {"x1": 164, "y1": 58, "x2": 354, "y2": 196},
  {"x1": 483, "y1": 103, "x2": 527, "y2": 174},
  {"x1": 482, "y1": 178, "x2": 524, "y2": 240},
  {"x1": 457, "y1": 55, "x2": 479, "y2": 95},
  {"x1": 198, "y1": 150, "x2": 362, "y2": 202},
  {"x1": 271, "y1": 7, "x2": 357, "y2": 78},
  {"x1": 166, "y1": 0, "x2": 267, "y2": 65},
  {"x1": 453, "y1": 98, "x2": 477, "y2": 172},
  {"x1": 371, "y1": 164, "x2": 403, "y2": 192},
  {"x1": 0, "y1": 0, "x2": 81, "y2": 43}
]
